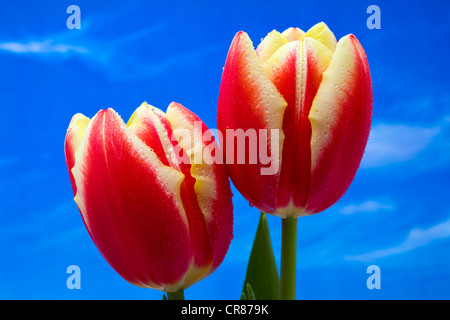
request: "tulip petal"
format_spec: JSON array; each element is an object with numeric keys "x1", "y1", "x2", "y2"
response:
[
  {"x1": 307, "y1": 35, "x2": 372, "y2": 213},
  {"x1": 263, "y1": 38, "x2": 333, "y2": 217},
  {"x1": 72, "y1": 108, "x2": 191, "y2": 291},
  {"x1": 127, "y1": 102, "x2": 189, "y2": 168},
  {"x1": 281, "y1": 27, "x2": 305, "y2": 42},
  {"x1": 303, "y1": 22, "x2": 337, "y2": 53},
  {"x1": 256, "y1": 30, "x2": 289, "y2": 63},
  {"x1": 128, "y1": 103, "x2": 213, "y2": 281},
  {"x1": 217, "y1": 31, "x2": 287, "y2": 214},
  {"x1": 64, "y1": 113, "x2": 90, "y2": 195},
  {"x1": 166, "y1": 102, "x2": 233, "y2": 280}
]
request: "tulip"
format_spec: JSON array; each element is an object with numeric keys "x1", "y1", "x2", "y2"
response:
[
  {"x1": 218, "y1": 22, "x2": 372, "y2": 217},
  {"x1": 64, "y1": 102, "x2": 233, "y2": 298},
  {"x1": 217, "y1": 22, "x2": 372, "y2": 299}
]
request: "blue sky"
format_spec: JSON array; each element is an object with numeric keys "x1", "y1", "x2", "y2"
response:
[{"x1": 0, "y1": 0, "x2": 449, "y2": 299}]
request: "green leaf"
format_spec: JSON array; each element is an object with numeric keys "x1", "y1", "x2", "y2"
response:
[
  {"x1": 246, "y1": 283, "x2": 256, "y2": 300},
  {"x1": 241, "y1": 212, "x2": 280, "y2": 300},
  {"x1": 240, "y1": 283, "x2": 256, "y2": 300},
  {"x1": 162, "y1": 293, "x2": 168, "y2": 300}
]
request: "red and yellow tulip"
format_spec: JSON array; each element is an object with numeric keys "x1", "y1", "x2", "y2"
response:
[
  {"x1": 64, "y1": 102, "x2": 233, "y2": 292},
  {"x1": 217, "y1": 22, "x2": 373, "y2": 218}
]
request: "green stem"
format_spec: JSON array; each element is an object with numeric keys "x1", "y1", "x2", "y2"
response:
[
  {"x1": 280, "y1": 216, "x2": 298, "y2": 300},
  {"x1": 167, "y1": 288, "x2": 185, "y2": 300}
]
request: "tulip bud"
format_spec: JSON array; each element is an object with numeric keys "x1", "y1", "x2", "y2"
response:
[
  {"x1": 217, "y1": 22, "x2": 372, "y2": 218},
  {"x1": 64, "y1": 102, "x2": 233, "y2": 292}
]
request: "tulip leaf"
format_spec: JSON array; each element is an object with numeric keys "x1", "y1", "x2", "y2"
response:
[
  {"x1": 240, "y1": 283, "x2": 256, "y2": 300},
  {"x1": 246, "y1": 283, "x2": 256, "y2": 300},
  {"x1": 241, "y1": 212, "x2": 280, "y2": 300}
]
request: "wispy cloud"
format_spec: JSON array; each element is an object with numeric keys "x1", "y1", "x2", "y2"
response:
[
  {"x1": 0, "y1": 20, "x2": 218, "y2": 81},
  {"x1": 0, "y1": 40, "x2": 88, "y2": 55},
  {"x1": 90, "y1": 44, "x2": 220, "y2": 81},
  {"x1": 339, "y1": 200, "x2": 393, "y2": 215},
  {"x1": 346, "y1": 217, "x2": 450, "y2": 262},
  {"x1": 361, "y1": 123, "x2": 440, "y2": 168}
]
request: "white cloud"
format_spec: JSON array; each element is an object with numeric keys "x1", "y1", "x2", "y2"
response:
[
  {"x1": 0, "y1": 40, "x2": 88, "y2": 54},
  {"x1": 0, "y1": 23, "x2": 218, "y2": 80},
  {"x1": 339, "y1": 201, "x2": 393, "y2": 215},
  {"x1": 346, "y1": 217, "x2": 450, "y2": 262},
  {"x1": 361, "y1": 124, "x2": 440, "y2": 168}
]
